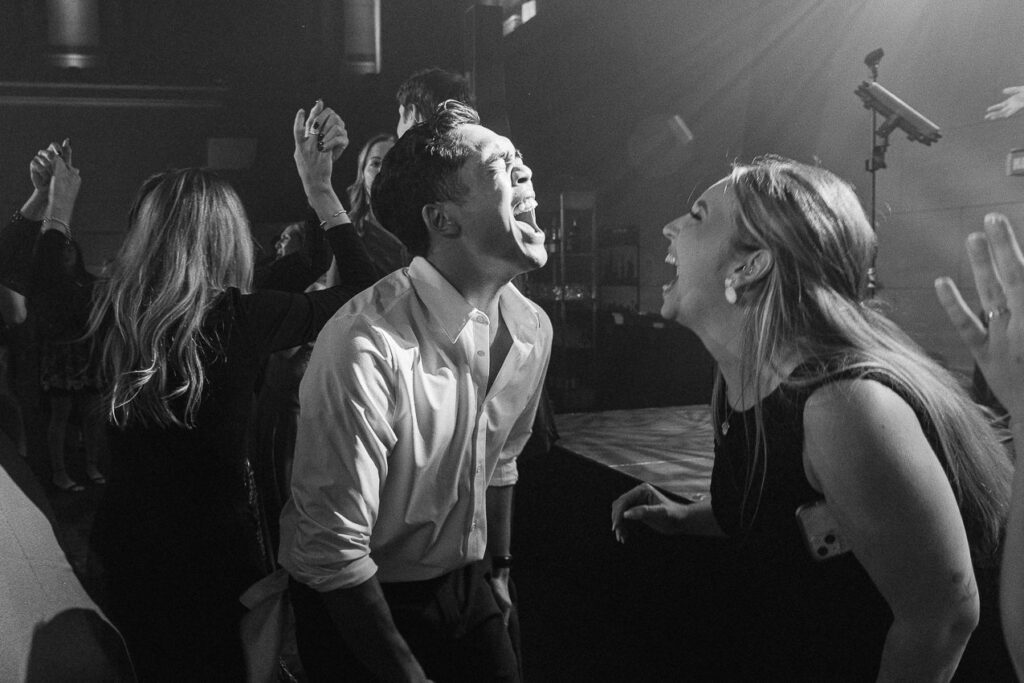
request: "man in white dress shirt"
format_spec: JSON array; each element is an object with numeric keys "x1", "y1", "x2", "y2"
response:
[{"x1": 279, "y1": 101, "x2": 551, "y2": 682}]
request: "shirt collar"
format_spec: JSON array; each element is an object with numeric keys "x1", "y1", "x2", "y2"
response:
[{"x1": 408, "y1": 257, "x2": 542, "y2": 344}]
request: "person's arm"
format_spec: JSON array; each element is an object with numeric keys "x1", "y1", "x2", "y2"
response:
[
  {"x1": 282, "y1": 317, "x2": 427, "y2": 681},
  {"x1": 934, "y1": 212, "x2": 1024, "y2": 678},
  {"x1": 0, "y1": 142, "x2": 66, "y2": 295},
  {"x1": 985, "y1": 86, "x2": 1024, "y2": 120},
  {"x1": 612, "y1": 486, "x2": 724, "y2": 542},
  {"x1": 293, "y1": 101, "x2": 379, "y2": 291},
  {"x1": 43, "y1": 140, "x2": 79, "y2": 238},
  {"x1": 20, "y1": 141, "x2": 61, "y2": 221},
  {"x1": 319, "y1": 576, "x2": 428, "y2": 682},
  {"x1": 803, "y1": 380, "x2": 978, "y2": 682},
  {"x1": 486, "y1": 484, "x2": 514, "y2": 622}
]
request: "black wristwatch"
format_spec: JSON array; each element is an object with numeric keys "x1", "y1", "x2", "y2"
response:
[{"x1": 491, "y1": 554, "x2": 513, "y2": 570}]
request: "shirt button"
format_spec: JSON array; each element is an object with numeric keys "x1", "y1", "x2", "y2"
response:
[
  {"x1": 475, "y1": 314, "x2": 487, "y2": 324},
  {"x1": 477, "y1": 350, "x2": 485, "y2": 357}
]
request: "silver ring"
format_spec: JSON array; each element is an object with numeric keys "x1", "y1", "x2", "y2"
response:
[{"x1": 986, "y1": 306, "x2": 1010, "y2": 322}]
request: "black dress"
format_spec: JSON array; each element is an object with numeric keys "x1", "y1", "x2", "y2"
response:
[
  {"x1": 87, "y1": 223, "x2": 377, "y2": 682},
  {"x1": 710, "y1": 368, "x2": 1013, "y2": 681}
]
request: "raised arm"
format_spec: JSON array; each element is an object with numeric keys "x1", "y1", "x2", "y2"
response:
[
  {"x1": 934, "y1": 212, "x2": 1024, "y2": 679},
  {"x1": 803, "y1": 380, "x2": 978, "y2": 682},
  {"x1": 294, "y1": 102, "x2": 378, "y2": 290},
  {"x1": 0, "y1": 142, "x2": 68, "y2": 294}
]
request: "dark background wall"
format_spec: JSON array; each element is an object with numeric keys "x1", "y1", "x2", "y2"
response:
[{"x1": 2, "y1": 0, "x2": 1023, "y2": 374}]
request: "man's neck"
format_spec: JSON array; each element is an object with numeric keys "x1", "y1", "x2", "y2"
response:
[{"x1": 426, "y1": 254, "x2": 513, "y2": 330}]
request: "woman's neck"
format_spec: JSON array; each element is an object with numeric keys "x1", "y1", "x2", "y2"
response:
[{"x1": 716, "y1": 346, "x2": 803, "y2": 410}]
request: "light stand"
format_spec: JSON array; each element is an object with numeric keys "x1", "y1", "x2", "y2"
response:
[
  {"x1": 855, "y1": 48, "x2": 942, "y2": 298},
  {"x1": 863, "y1": 48, "x2": 884, "y2": 298}
]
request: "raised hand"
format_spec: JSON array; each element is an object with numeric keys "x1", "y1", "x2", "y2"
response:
[
  {"x1": 46, "y1": 142, "x2": 82, "y2": 231},
  {"x1": 293, "y1": 101, "x2": 348, "y2": 195},
  {"x1": 293, "y1": 102, "x2": 348, "y2": 225},
  {"x1": 935, "y1": 214, "x2": 1024, "y2": 419},
  {"x1": 985, "y1": 86, "x2": 1024, "y2": 121}
]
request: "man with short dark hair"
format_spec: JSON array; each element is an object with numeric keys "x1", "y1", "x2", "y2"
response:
[
  {"x1": 280, "y1": 101, "x2": 550, "y2": 682},
  {"x1": 395, "y1": 67, "x2": 473, "y2": 137}
]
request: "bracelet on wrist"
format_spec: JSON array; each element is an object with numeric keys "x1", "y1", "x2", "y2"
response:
[
  {"x1": 491, "y1": 554, "x2": 513, "y2": 570},
  {"x1": 318, "y1": 208, "x2": 349, "y2": 229},
  {"x1": 43, "y1": 216, "x2": 71, "y2": 234}
]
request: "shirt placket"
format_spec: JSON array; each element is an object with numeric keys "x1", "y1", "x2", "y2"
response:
[{"x1": 466, "y1": 310, "x2": 490, "y2": 558}]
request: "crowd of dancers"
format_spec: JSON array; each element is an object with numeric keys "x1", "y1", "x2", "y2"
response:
[{"x1": 0, "y1": 67, "x2": 1022, "y2": 682}]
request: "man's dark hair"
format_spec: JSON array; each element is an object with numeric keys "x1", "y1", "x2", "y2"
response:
[
  {"x1": 396, "y1": 67, "x2": 473, "y2": 122},
  {"x1": 372, "y1": 101, "x2": 481, "y2": 257}
]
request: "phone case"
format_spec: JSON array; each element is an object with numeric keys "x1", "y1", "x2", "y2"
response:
[{"x1": 794, "y1": 501, "x2": 849, "y2": 561}]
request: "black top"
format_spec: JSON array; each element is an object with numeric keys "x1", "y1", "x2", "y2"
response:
[
  {"x1": 88, "y1": 221, "x2": 377, "y2": 681},
  {"x1": 709, "y1": 367, "x2": 1013, "y2": 680},
  {"x1": 0, "y1": 208, "x2": 378, "y2": 681}
]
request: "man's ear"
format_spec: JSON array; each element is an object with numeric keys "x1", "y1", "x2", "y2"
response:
[
  {"x1": 731, "y1": 249, "x2": 773, "y2": 287},
  {"x1": 422, "y1": 203, "x2": 459, "y2": 239}
]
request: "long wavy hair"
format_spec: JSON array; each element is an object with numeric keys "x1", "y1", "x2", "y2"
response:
[
  {"x1": 346, "y1": 133, "x2": 396, "y2": 227},
  {"x1": 86, "y1": 168, "x2": 255, "y2": 429},
  {"x1": 716, "y1": 155, "x2": 1012, "y2": 566}
]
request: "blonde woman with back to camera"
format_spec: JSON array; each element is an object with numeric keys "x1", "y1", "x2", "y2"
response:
[{"x1": 83, "y1": 102, "x2": 378, "y2": 680}]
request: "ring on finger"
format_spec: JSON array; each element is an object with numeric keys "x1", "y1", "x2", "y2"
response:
[{"x1": 986, "y1": 305, "x2": 1010, "y2": 322}]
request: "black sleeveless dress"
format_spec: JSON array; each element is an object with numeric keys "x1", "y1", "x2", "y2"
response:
[{"x1": 709, "y1": 369, "x2": 1013, "y2": 681}]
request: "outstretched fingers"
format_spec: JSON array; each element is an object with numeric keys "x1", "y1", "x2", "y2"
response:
[
  {"x1": 966, "y1": 230, "x2": 1005, "y2": 313},
  {"x1": 934, "y1": 276, "x2": 986, "y2": 355},
  {"x1": 984, "y1": 213, "x2": 1024, "y2": 315}
]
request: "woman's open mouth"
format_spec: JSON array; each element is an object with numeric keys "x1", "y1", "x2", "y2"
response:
[{"x1": 662, "y1": 249, "x2": 678, "y2": 293}]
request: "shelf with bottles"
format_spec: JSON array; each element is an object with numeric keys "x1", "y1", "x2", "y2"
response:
[{"x1": 597, "y1": 225, "x2": 639, "y2": 310}]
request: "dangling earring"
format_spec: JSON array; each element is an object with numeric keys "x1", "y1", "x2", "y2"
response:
[{"x1": 724, "y1": 277, "x2": 738, "y2": 304}]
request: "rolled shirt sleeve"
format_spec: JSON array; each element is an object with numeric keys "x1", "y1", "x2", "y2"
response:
[{"x1": 280, "y1": 320, "x2": 397, "y2": 591}]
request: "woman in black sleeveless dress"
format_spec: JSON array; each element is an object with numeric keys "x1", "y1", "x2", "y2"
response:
[{"x1": 612, "y1": 156, "x2": 1014, "y2": 680}]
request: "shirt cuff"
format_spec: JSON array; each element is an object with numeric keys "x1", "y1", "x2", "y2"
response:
[
  {"x1": 283, "y1": 552, "x2": 379, "y2": 593},
  {"x1": 490, "y1": 458, "x2": 518, "y2": 487}
]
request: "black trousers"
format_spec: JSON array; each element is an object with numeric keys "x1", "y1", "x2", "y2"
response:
[{"x1": 290, "y1": 562, "x2": 522, "y2": 682}]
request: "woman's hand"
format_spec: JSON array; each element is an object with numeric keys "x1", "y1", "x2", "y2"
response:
[
  {"x1": 935, "y1": 213, "x2": 1024, "y2": 419},
  {"x1": 610, "y1": 483, "x2": 687, "y2": 542},
  {"x1": 46, "y1": 142, "x2": 81, "y2": 230},
  {"x1": 21, "y1": 140, "x2": 65, "y2": 220},
  {"x1": 30, "y1": 140, "x2": 63, "y2": 191},
  {"x1": 293, "y1": 100, "x2": 349, "y2": 196}
]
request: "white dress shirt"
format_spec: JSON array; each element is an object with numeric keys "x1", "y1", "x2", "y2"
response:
[{"x1": 279, "y1": 257, "x2": 552, "y2": 591}]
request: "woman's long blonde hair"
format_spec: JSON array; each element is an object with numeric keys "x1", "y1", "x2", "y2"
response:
[
  {"x1": 87, "y1": 168, "x2": 255, "y2": 429},
  {"x1": 718, "y1": 155, "x2": 1012, "y2": 566}
]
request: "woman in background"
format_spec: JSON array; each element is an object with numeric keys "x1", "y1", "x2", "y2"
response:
[
  {"x1": 346, "y1": 132, "x2": 409, "y2": 275},
  {"x1": 0, "y1": 141, "x2": 105, "y2": 490},
  {"x1": 33, "y1": 228, "x2": 106, "y2": 491},
  {"x1": 611, "y1": 156, "x2": 1013, "y2": 680},
  {"x1": 84, "y1": 102, "x2": 377, "y2": 681}
]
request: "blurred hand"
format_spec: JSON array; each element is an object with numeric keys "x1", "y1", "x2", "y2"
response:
[
  {"x1": 47, "y1": 142, "x2": 81, "y2": 221},
  {"x1": 29, "y1": 139, "x2": 66, "y2": 191},
  {"x1": 293, "y1": 101, "x2": 347, "y2": 195},
  {"x1": 985, "y1": 86, "x2": 1024, "y2": 121},
  {"x1": 610, "y1": 482, "x2": 687, "y2": 543},
  {"x1": 487, "y1": 569, "x2": 513, "y2": 626},
  {"x1": 935, "y1": 213, "x2": 1024, "y2": 419}
]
